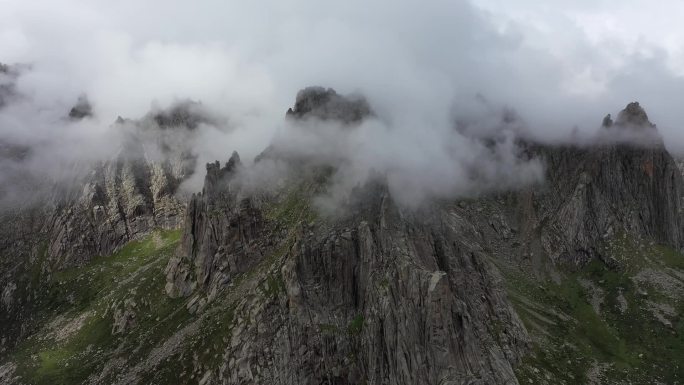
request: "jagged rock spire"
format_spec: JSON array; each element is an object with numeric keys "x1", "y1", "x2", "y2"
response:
[
  {"x1": 598, "y1": 102, "x2": 662, "y2": 146},
  {"x1": 601, "y1": 114, "x2": 613, "y2": 128},
  {"x1": 615, "y1": 101, "x2": 656, "y2": 129},
  {"x1": 226, "y1": 151, "x2": 241, "y2": 171},
  {"x1": 202, "y1": 151, "x2": 241, "y2": 196}
]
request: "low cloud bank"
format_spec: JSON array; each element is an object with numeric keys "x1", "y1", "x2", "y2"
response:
[{"x1": 0, "y1": 0, "x2": 681, "y2": 209}]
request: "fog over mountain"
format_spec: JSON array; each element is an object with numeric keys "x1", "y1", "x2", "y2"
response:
[{"x1": 3, "y1": 1, "x2": 684, "y2": 208}]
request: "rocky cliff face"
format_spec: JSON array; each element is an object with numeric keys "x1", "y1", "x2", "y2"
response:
[
  {"x1": 529, "y1": 103, "x2": 681, "y2": 269},
  {"x1": 1, "y1": 91, "x2": 683, "y2": 385},
  {"x1": 165, "y1": 151, "x2": 270, "y2": 300},
  {"x1": 25, "y1": 101, "x2": 203, "y2": 269},
  {"x1": 0, "y1": 101, "x2": 203, "y2": 353},
  {"x1": 44, "y1": 138, "x2": 187, "y2": 268},
  {"x1": 532, "y1": 143, "x2": 682, "y2": 267}
]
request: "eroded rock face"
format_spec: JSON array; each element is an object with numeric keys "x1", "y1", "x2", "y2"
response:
[
  {"x1": 166, "y1": 168, "x2": 529, "y2": 384},
  {"x1": 45, "y1": 141, "x2": 189, "y2": 267},
  {"x1": 2, "y1": 100, "x2": 214, "y2": 268},
  {"x1": 529, "y1": 142, "x2": 682, "y2": 267},
  {"x1": 510, "y1": 102, "x2": 682, "y2": 268},
  {"x1": 272, "y1": 200, "x2": 525, "y2": 384},
  {"x1": 166, "y1": 151, "x2": 269, "y2": 300},
  {"x1": 0, "y1": 103, "x2": 204, "y2": 351}
]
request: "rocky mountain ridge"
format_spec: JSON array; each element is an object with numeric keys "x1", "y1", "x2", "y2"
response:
[
  {"x1": 0, "y1": 99, "x2": 204, "y2": 354},
  {"x1": 0, "y1": 88, "x2": 683, "y2": 384}
]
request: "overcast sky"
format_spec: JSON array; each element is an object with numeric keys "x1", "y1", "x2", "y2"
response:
[
  {"x1": 1, "y1": 0, "x2": 684, "y2": 206},
  {"x1": 2, "y1": 0, "x2": 683, "y2": 138}
]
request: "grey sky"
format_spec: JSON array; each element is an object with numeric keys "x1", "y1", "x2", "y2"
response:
[{"x1": 2, "y1": 1, "x2": 682, "y2": 137}]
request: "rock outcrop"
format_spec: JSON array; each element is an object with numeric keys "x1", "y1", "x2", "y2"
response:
[
  {"x1": 165, "y1": 151, "x2": 269, "y2": 300},
  {"x1": 528, "y1": 102, "x2": 681, "y2": 267},
  {"x1": 42, "y1": 103, "x2": 209, "y2": 268},
  {"x1": 45, "y1": 139, "x2": 188, "y2": 267},
  {"x1": 0, "y1": 63, "x2": 19, "y2": 109},
  {"x1": 68, "y1": 94, "x2": 93, "y2": 120},
  {"x1": 0, "y1": 102, "x2": 207, "y2": 352},
  {"x1": 614, "y1": 101, "x2": 656, "y2": 129}
]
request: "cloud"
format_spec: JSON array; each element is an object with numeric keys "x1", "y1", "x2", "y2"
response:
[{"x1": 1, "y1": 0, "x2": 684, "y2": 208}]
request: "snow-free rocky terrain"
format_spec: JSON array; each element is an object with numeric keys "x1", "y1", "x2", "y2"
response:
[{"x1": 1, "y1": 85, "x2": 683, "y2": 385}]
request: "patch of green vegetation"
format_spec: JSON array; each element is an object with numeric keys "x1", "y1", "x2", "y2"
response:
[
  {"x1": 5, "y1": 186, "x2": 316, "y2": 385},
  {"x1": 140, "y1": 211, "x2": 308, "y2": 383},
  {"x1": 347, "y1": 314, "x2": 364, "y2": 336},
  {"x1": 508, "y1": 272, "x2": 627, "y2": 383},
  {"x1": 30, "y1": 241, "x2": 49, "y2": 289},
  {"x1": 654, "y1": 245, "x2": 684, "y2": 270},
  {"x1": 264, "y1": 183, "x2": 318, "y2": 228},
  {"x1": 487, "y1": 319, "x2": 507, "y2": 347},
  {"x1": 8, "y1": 229, "x2": 190, "y2": 385},
  {"x1": 159, "y1": 304, "x2": 236, "y2": 383},
  {"x1": 582, "y1": 257, "x2": 684, "y2": 384},
  {"x1": 144, "y1": 302, "x2": 237, "y2": 384},
  {"x1": 509, "y1": 236, "x2": 684, "y2": 384},
  {"x1": 263, "y1": 272, "x2": 285, "y2": 298},
  {"x1": 319, "y1": 323, "x2": 340, "y2": 335}
]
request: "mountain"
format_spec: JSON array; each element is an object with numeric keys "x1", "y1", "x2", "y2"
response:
[
  {"x1": 0, "y1": 89, "x2": 683, "y2": 385},
  {"x1": 0, "y1": 63, "x2": 19, "y2": 109}
]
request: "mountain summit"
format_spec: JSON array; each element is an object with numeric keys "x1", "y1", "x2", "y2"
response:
[
  {"x1": 615, "y1": 101, "x2": 656, "y2": 129},
  {"x1": 286, "y1": 86, "x2": 372, "y2": 124}
]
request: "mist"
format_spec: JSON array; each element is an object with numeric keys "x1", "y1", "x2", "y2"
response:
[{"x1": 2, "y1": 0, "x2": 684, "y2": 208}]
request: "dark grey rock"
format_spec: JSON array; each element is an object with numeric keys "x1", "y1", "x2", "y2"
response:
[
  {"x1": 615, "y1": 101, "x2": 655, "y2": 129},
  {"x1": 0, "y1": 63, "x2": 19, "y2": 109},
  {"x1": 286, "y1": 86, "x2": 372, "y2": 124},
  {"x1": 68, "y1": 94, "x2": 93, "y2": 120},
  {"x1": 602, "y1": 113, "x2": 613, "y2": 128},
  {"x1": 152, "y1": 100, "x2": 213, "y2": 130}
]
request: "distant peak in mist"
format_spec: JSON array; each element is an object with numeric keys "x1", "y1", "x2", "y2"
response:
[
  {"x1": 603, "y1": 102, "x2": 656, "y2": 130},
  {"x1": 0, "y1": 62, "x2": 20, "y2": 109},
  {"x1": 616, "y1": 102, "x2": 656, "y2": 129},
  {"x1": 286, "y1": 86, "x2": 372, "y2": 125},
  {"x1": 598, "y1": 102, "x2": 662, "y2": 147},
  {"x1": 151, "y1": 100, "x2": 214, "y2": 130},
  {"x1": 68, "y1": 94, "x2": 93, "y2": 121}
]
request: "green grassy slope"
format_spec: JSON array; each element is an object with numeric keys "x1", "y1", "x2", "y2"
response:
[
  {"x1": 6, "y1": 229, "x2": 189, "y2": 384},
  {"x1": 509, "y1": 236, "x2": 684, "y2": 384}
]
